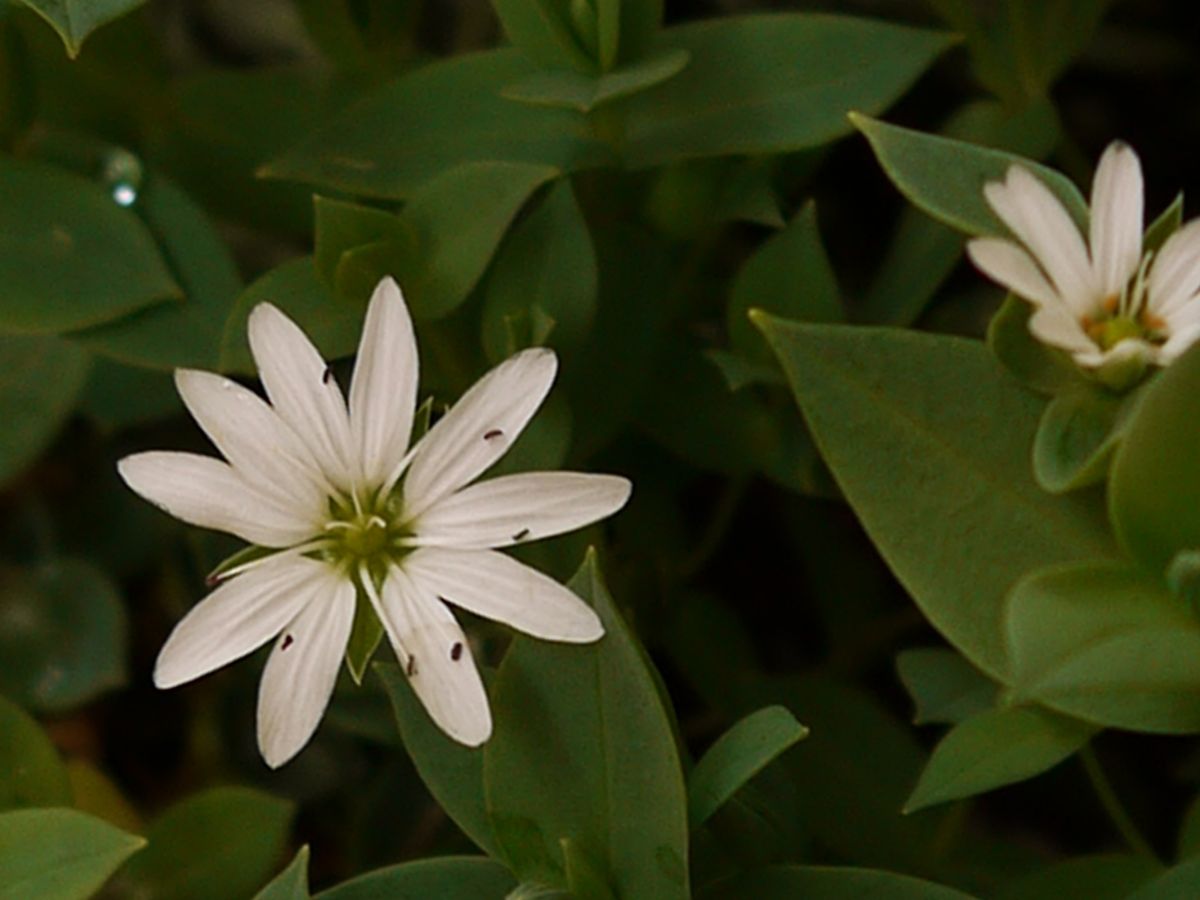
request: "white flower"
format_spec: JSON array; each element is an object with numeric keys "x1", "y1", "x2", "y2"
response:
[
  {"x1": 968, "y1": 142, "x2": 1200, "y2": 378},
  {"x1": 119, "y1": 277, "x2": 630, "y2": 768}
]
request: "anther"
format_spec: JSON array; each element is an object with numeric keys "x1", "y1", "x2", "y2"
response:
[
  {"x1": 484, "y1": 428, "x2": 504, "y2": 441},
  {"x1": 450, "y1": 642, "x2": 463, "y2": 661},
  {"x1": 512, "y1": 528, "x2": 530, "y2": 541},
  {"x1": 282, "y1": 634, "x2": 294, "y2": 651},
  {"x1": 406, "y1": 655, "x2": 418, "y2": 677},
  {"x1": 322, "y1": 366, "x2": 334, "y2": 384}
]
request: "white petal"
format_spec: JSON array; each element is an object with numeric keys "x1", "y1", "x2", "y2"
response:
[
  {"x1": 410, "y1": 472, "x2": 631, "y2": 549},
  {"x1": 985, "y1": 167, "x2": 1097, "y2": 315},
  {"x1": 1159, "y1": 319, "x2": 1200, "y2": 363},
  {"x1": 118, "y1": 451, "x2": 318, "y2": 547},
  {"x1": 401, "y1": 349, "x2": 557, "y2": 518},
  {"x1": 256, "y1": 573, "x2": 355, "y2": 768},
  {"x1": 1028, "y1": 305, "x2": 1095, "y2": 357},
  {"x1": 349, "y1": 278, "x2": 419, "y2": 489},
  {"x1": 248, "y1": 303, "x2": 356, "y2": 492},
  {"x1": 404, "y1": 548, "x2": 603, "y2": 642},
  {"x1": 174, "y1": 369, "x2": 326, "y2": 517},
  {"x1": 155, "y1": 556, "x2": 334, "y2": 689},
  {"x1": 1148, "y1": 220, "x2": 1200, "y2": 319},
  {"x1": 1089, "y1": 142, "x2": 1144, "y2": 298},
  {"x1": 966, "y1": 238, "x2": 1060, "y2": 307},
  {"x1": 1088, "y1": 337, "x2": 1155, "y2": 370},
  {"x1": 371, "y1": 566, "x2": 491, "y2": 746}
]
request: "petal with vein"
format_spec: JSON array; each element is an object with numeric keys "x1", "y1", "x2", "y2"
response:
[
  {"x1": 248, "y1": 302, "x2": 355, "y2": 491},
  {"x1": 118, "y1": 451, "x2": 317, "y2": 547},
  {"x1": 404, "y1": 547, "x2": 603, "y2": 642},
  {"x1": 985, "y1": 167, "x2": 1096, "y2": 316},
  {"x1": 1028, "y1": 305, "x2": 1095, "y2": 357},
  {"x1": 371, "y1": 567, "x2": 491, "y2": 746},
  {"x1": 256, "y1": 573, "x2": 355, "y2": 768},
  {"x1": 1089, "y1": 142, "x2": 1144, "y2": 298},
  {"x1": 1158, "y1": 319, "x2": 1200, "y2": 362},
  {"x1": 1149, "y1": 221, "x2": 1200, "y2": 319},
  {"x1": 155, "y1": 556, "x2": 335, "y2": 689},
  {"x1": 410, "y1": 472, "x2": 631, "y2": 549},
  {"x1": 349, "y1": 278, "x2": 419, "y2": 489},
  {"x1": 402, "y1": 348, "x2": 557, "y2": 518},
  {"x1": 966, "y1": 238, "x2": 1060, "y2": 307}
]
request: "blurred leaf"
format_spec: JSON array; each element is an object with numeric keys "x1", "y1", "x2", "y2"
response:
[
  {"x1": 72, "y1": 172, "x2": 243, "y2": 370},
  {"x1": 77, "y1": 358, "x2": 180, "y2": 430},
  {"x1": 904, "y1": 705, "x2": 1094, "y2": 812},
  {"x1": 264, "y1": 50, "x2": 610, "y2": 200},
  {"x1": 66, "y1": 760, "x2": 141, "y2": 833},
  {"x1": 615, "y1": 0, "x2": 661, "y2": 63},
  {"x1": 0, "y1": 559, "x2": 127, "y2": 712},
  {"x1": 688, "y1": 705, "x2": 808, "y2": 828},
  {"x1": 111, "y1": 787, "x2": 294, "y2": 900},
  {"x1": 0, "y1": 333, "x2": 89, "y2": 485},
  {"x1": 15, "y1": 0, "x2": 144, "y2": 57},
  {"x1": 484, "y1": 552, "x2": 689, "y2": 897},
  {"x1": 377, "y1": 662, "x2": 500, "y2": 857},
  {"x1": 501, "y1": 48, "x2": 688, "y2": 112},
  {"x1": 316, "y1": 857, "x2": 516, "y2": 899},
  {"x1": 0, "y1": 694, "x2": 71, "y2": 811},
  {"x1": 1032, "y1": 383, "x2": 1135, "y2": 493},
  {"x1": 1180, "y1": 794, "x2": 1200, "y2": 859},
  {"x1": 644, "y1": 158, "x2": 783, "y2": 238},
  {"x1": 705, "y1": 351, "x2": 785, "y2": 392},
  {"x1": 1126, "y1": 857, "x2": 1200, "y2": 900},
  {"x1": 1146, "y1": 193, "x2": 1184, "y2": 252},
  {"x1": 1005, "y1": 560, "x2": 1200, "y2": 733},
  {"x1": 0, "y1": 157, "x2": 178, "y2": 333},
  {"x1": 699, "y1": 864, "x2": 981, "y2": 899},
  {"x1": 0, "y1": 807, "x2": 144, "y2": 900},
  {"x1": 852, "y1": 113, "x2": 1087, "y2": 238},
  {"x1": 986, "y1": 295, "x2": 1080, "y2": 395},
  {"x1": 1110, "y1": 343, "x2": 1200, "y2": 571},
  {"x1": 621, "y1": 16, "x2": 954, "y2": 167},
  {"x1": 897, "y1": 648, "x2": 998, "y2": 726},
  {"x1": 490, "y1": 0, "x2": 595, "y2": 72},
  {"x1": 254, "y1": 846, "x2": 310, "y2": 900},
  {"x1": 758, "y1": 317, "x2": 1113, "y2": 680},
  {"x1": 482, "y1": 179, "x2": 597, "y2": 363},
  {"x1": 995, "y1": 854, "x2": 1160, "y2": 900},
  {"x1": 728, "y1": 201, "x2": 841, "y2": 365},
  {"x1": 313, "y1": 196, "x2": 412, "y2": 292}
]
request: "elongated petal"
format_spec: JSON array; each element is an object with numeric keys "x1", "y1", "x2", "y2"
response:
[
  {"x1": 371, "y1": 566, "x2": 491, "y2": 746},
  {"x1": 1089, "y1": 142, "x2": 1144, "y2": 298},
  {"x1": 256, "y1": 573, "x2": 355, "y2": 768},
  {"x1": 155, "y1": 556, "x2": 335, "y2": 689},
  {"x1": 1158, "y1": 319, "x2": 1200, "y2": 362},
  {"x1": 410, "y1": 472, "x2": 631, "y2": 549},
  {"x1": 401, "y1": 349, "x2": 557, "y2": 518},
  {"x1": 404, "y1": 548, "x2": 603, "y2": 642},
  {"x1": 349, "y1": 278, "x2": 419, "y2": 489},
  {"x1": 985, "y1": 167, "x2": 1096, "y2": 315},
  {"x1": 966, "y1": 238, "x2": 1060, "y2": 307},
  {"x1": 174, "y1": 369, "x2": 326, "y2": 517},
  {"x1": 248, "y1": 302, "x2": 355, "y2": 491},
  {"x1": 1027, "y1": 305, "x2": 1095, "y2": 357},
  {"x1": 1149, "y1": 220, "x2": 1200, "y2": 319},
  {"x1": 118, "y1": 451, "x2": 318, "y2": 547}
]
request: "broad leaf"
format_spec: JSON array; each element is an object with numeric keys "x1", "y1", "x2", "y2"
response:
[
  {"x1": 1126, "y1": 857, "x2": 1200, "y2": 900},
  {"x1": 16, "y1": 0, "x2": 144, "y2": 57},
  {"x1": 1032, "y1": 383, "x2": 1135, "y2": 493},
  {"x1": 896, "y1": 648, "x2": 998, "y2": 726},
  {"x1": 986, "y1": 295, "x2": 1080, "y2": 395},
  {"x1": 0, "y1": 808, "x2": 144, "y2": 900},
  {"x1": 501, "y1": 48, "x2": 689, "y2": 112},
  {"x1": 316, "y1": 857, "x2": 516, "y2": 899},
  {"x1": 313, "y1": 196, "x2": 412, "y2": 292},
  {"x1": 996, "y1": 854, "x2": 1161, "y2": 900},
  {"x1": 254, "y1": 846, "x2": 311, "y2": 900},
  {"x1": 0, "y1": 695, "x2": 71, "y2": 811},
  {"x1": 490, "y1": 0, "x2": 595, "y2": 72},
  {"x1": 699, "y1": 864, "x2": 981, "y2": 899}
]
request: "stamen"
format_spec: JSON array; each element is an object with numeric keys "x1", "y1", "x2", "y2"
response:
[
  {"x1": 212, "y1": 539, "x2": 334, "y2": 582},
  {"x1": 484, "y1": 428, "x2": 504, "y2": 441},
  {"x1": 450, "y1": 642, "x2": 463, "y2": 661}
]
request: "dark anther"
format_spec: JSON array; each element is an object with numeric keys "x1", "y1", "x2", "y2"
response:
[
  {"x1": 406, "y1": 655, "x2": 418, "y2": 677},
  {"x1": 281, "y1": 634, "x2": 294, "y2": 651},
  {"x1": 484, "y1": 428, "x2": 504, "y2": 441},
  {"x1": 512, "y1": 528, "x2": 531, "y2": 541},
  {"x1": 450, "y1": 642, "x2": 463, "y2": 661},
  {"x1": 205, "y1": 573, "x2": 222, "y2": 587},
  {"x1": 322, "y1": 365, "x2": 334, "y2": 384}
]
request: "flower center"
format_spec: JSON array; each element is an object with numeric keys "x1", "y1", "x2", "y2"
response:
[
  {"x1": 322, "y1": 491, "x2": 411, "y2": 576},
  {"x1": 1081, "y1": 251, "x2": 1167, "y2": 351}
]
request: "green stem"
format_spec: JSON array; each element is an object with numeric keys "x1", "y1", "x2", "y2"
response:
[{"x1": 1079, "y1": 745, "x2": 1157, "y2": 860}]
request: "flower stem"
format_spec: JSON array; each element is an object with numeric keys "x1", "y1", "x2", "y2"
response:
[{"x1": 1079, "y1": 745, "x2": 1157, "y2": 860}]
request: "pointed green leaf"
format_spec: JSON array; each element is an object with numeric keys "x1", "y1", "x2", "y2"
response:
[
  {"x1": 490, "y1": 0, "x2": 595, "y2": 72},
  {"x1": 1126, "y1": 857, "x2": 1200, "y2": 900},
  {"x1": 0, "y1": 695, "x2": 71, "y2": 811},
  {"x1": 995, "y1": 854, "x2": 1161, "y2": 900},
  {"x1": 1033, "y1": 384, "x2": 1136, "y2": 493},
  {"x1": 986, "y1": 295, "x2": 1080, "y2": 395},
  {"x1": 345, "y1": 592, "x2": 384, "y2": 686},
  {"x1": 1146, "y1": 193, "x2": 1184, "y2": 252},
  {"x1": 313, "y1": 196, "x2": 413, "y2": 292},
  {"x1": 16, "y1": 0, "x2": 145, "y2": 57},
  {"x1": 896, "y1": 648, "x2": 998, "y2": 726},
  {"x1": 253, "y1": 846, "x2": 311, "y2": 900},
  {"x1": 316, "y1": 857, "x2": 516, "y2": 899},
  {"x1": 699, "y1": 864, "x2": 981, "y2": 899},
  {"x1": 501, "y1": 48, "x2": 688, "y2": 112}
]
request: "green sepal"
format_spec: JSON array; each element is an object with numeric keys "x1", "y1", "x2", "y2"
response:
[{"x1": 346, "y1": 585, "x2": 386, "y2": 686}]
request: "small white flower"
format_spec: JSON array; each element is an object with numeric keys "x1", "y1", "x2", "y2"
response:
[
  {"x1": 968, "y1": 142, "x2": 1200, "y2": 380},
  {"x1": 119, "y1": 277, "x2": 630, "y2": 768}
]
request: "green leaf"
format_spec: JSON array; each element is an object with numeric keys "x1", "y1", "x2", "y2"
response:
[
  {"x1": 112, "y1": 787, "x2": 294, "y2": 900},
  {"x1": 484, "y1": 552, "x2": 689, "y2": 897},
  {"x1": 729, "y1": 201, "x2": 841, "y2": 365},
  {"x1": 562, "y1": 837, "x2": 617, "y2": 900},
  {"x1": 896, "y1": 648, "x2": 998, "y2": 726},
  {"x1": 995, "y1": 854, "x2": 1161, "y2": 900},
  {"x1": 263, "y1": 50, "x2": 610, "y2": 200},
  {"x1": 377, "y1": 662, "x2": 500, "y2": 858},
  {"x1": 72, "y1": 172, "x2": 243, "y2": 370},
  {"x1": 852, "y1": 113, "x2": 1088, "y2": 237},
  {"x1": 490, "y1": 0, "x2": 594, "y2": 72},
  {"x1": 1110, "y1": 342, "x2": 1200, "y2": 572},
  {"x1": 0, "y1": 157, "x2": 179, "y2": 334},
  {"x1": 986, "y1": 295, "x2": 1080, "y2": 395},
  {"x1": 482, "y1": 179, "x2": 596, "y2": 362},
  {"x1": 0, "y1": 695, "x2": 71, "y2": 811},
  {"x1": 219, "y1": 257, "x2": 364, "y2": 375},
  {"x1": 616, "y1": 0, "x2": 660, "y2": 63},
  {"x1": 345, "y1": 593, "x2": 385, "y2": 686},
  {"x1": 699, "y1": 864, "x2": 981, "y2": 899},
  {"x1": 757, "y1": 317, "x2": 1113, "y2": 680},
  {"x1": 1146, "y1": 192, "x2": 1184, "y2": 252},
  {"x1": 0, "y1": 334, "x2": 89, "y2": 485},
  {"x1": 904, "y1": 705, "x2": 1095, "y2": 812},
  {"x1": 316, "y1": 857, "x2": 516, "y2": 900},
  {"x1": 0, "y1": 807, "x2": 144, "y2": 900},
  {"x1": 621, "y1": 16, "x2": 954, "y2": 168},
  {"x1": 15, "y1": 0, "x2": 144, "y2": 57},
  {"x1": 687, "y1": 705, "x2": 808, "y2": 828},
  {"x1": 501, "y1": 48, "x2": 688, "y2": 112},
  {"x1": 0, "y1": 559, "x2": 127, "y2": 712},
  {"x1": 1004, "y1": 560, "x2": 1200, "y2": 733},
  {"x1": 705, "y1": 350, "x2": 786, "y2": 392},
  {"x1": 1179, "y1": 794, "x2": 1200, "y2": 859},
  {"x1": 254, "y1": 846, "x2": 310, "y2": 900},
  {"x1": 1126, "y1": 857, "x2": 1200, "y2": 900},
  {"x1": 78, "y1": 359, "x2": 180, "y2": 431},
  {"x1": 1033, "y1": 383, "x2": 1136, "y2": 493},
  {"x1": 313, "y1": 196, "x2": 413, "y2": 292}
]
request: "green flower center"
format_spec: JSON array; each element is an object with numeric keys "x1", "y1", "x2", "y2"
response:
[{"x1": 321, "y1": 491, "x2": 412, "y2": 578}]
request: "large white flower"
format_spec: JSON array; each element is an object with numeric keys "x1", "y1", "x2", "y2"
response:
[
  {"x1": 119, "y1": 277, "x2": 631, "y2": 768},
  {"x1": 968, "y1": 142, "x2": 1200, "y2": 378}
]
